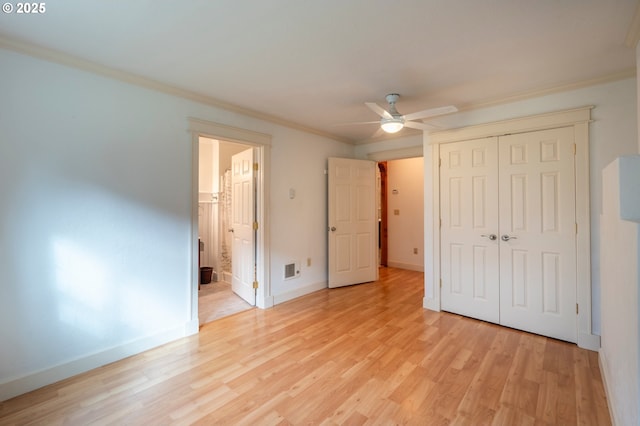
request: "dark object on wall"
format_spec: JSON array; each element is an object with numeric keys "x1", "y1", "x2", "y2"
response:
[{"x1": 200, "y1": 267, "x2": 213, "y2": 284}]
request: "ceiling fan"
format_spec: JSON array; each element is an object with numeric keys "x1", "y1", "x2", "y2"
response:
[{"x1": 364, "y1": 93, "x2": 457, "y2": 134}]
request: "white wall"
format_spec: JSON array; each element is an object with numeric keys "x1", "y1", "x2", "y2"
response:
[
  {"x1": 599, "y1": 157, "x2": 640, "y2": 426},
  {"x1": 0, "y1": 48, "x2": 353, "y2": 400},
  {"x1": 596, "y1": 42, "x2": 640, "y2": 426},
  {"x1": 270, "y1": 131, "x2": 352, "y2": 303},
  {"x1": 387, "y1": 158, "x2": 424, "y2": 271}
]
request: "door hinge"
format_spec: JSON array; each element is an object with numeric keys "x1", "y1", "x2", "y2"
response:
[
  {"x1": 253, "y1": 163, "x2": 259, "y2": 171},
  {"x1": 575, "y1": 223, "x2": 578, "y2": 234},
  {"x1": 253, "y1": 281, "x2": 259, "y2": 289},
  {"x1": 576, "y1": 303, "x2": 579, "y2": 315},
  {"x1": 440, "y1": 279, "x2": 442, "y2": 289},
  {"x1": 440, "y1": 218, "x2": 442, "y2": 228},
  {"x1": 573, "y1": 144, "x2": 577, "y2": 155},
  {"x1": 253, "y1": 222, "x2": 259, "y2": 230},
  {"x1": 438, "y1": 158, "x2": 442, "y2": 167}
]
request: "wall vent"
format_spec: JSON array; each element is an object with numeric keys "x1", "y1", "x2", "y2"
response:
[{"x1": 284, "y1": 262, "x2": 300, "y2": 280}]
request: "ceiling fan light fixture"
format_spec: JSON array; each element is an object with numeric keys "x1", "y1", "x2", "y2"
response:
[{"x1": 380, "y1": 117, "x2": 404, "y2": 133}]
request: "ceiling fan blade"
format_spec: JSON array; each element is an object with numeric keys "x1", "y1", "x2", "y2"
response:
[
  {"x1": 369, "y1": 127, "x2": 386, "y2": 139},
  {"x1": 404, "y1": 121, "x2": 434, "y2": 131},
  {"x1": 365, "y1": 102, "x2": 393, "y2": 119},
  {"x1": 403, "y1": 105, "x2": 458, "y2": 121}
]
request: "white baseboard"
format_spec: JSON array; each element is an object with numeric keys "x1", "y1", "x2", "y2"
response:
[
  {"x1": 387, "y1": 261, "x2": 424, "y2": 272},
  {"x1": 0, "y1": 321, "x2": 196, "y2": 402},
  {"x1": 258, "y1": 295, "x2": 274, "y2": 309},
  {"x1": 578, "y1": 332, "x2": 601, "y2": 351},
  {"x1": 423, "y1": 296, "x2": 440, "y2": 311},
  {"x1": 598, "y1": 349, "x2": 618, "y2": 426},
  {"x1": 273, "y1": 281, "x2": 327, "y2": 305}
]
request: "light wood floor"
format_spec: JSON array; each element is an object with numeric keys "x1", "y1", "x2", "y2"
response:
[
  {"x1": 198, "y1": 280, "x2": 253, "y2": 325},
  {"x1": 0, "y1": 268, "x2": 610, "y2": 425}
]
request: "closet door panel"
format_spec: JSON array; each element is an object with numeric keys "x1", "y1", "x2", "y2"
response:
[
  {"x1": 440, "y1": 137, "x2": 500, "y2": 323},
  {"x1": 498, "y1": 127, "x2": 577, "y2": 342}
]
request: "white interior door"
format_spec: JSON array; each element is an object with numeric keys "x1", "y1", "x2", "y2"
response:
[
  {"x1": 231, "y1": 148, "x2": 256, "y2": 306},
  {"x1": 439, "y1": 127, "x2": 577, "y2": 342},
  {"x1": 328, "y1": 157, "x2": 378, "y2": 288},
  {"x1": 440, "y1": 137, "x2": 500, "y2": 323},
  {"x1": 498, "y1": 127, "x2": 577, "y2": 342}
]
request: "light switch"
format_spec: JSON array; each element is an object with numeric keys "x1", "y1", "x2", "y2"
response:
[{"x1": 394, "y1": 209, "x2": 400, "y2": 215}]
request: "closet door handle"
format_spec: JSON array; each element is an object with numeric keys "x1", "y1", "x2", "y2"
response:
[
  {"x1": 501, "y1": 234, "x2": 517, "y2": 241},
  {"x1": 481, "y1": 234, "x2": 497, "y2": 241},
  {"x1": 228, "y1": 228, "x2": 234, "y2": 233}
]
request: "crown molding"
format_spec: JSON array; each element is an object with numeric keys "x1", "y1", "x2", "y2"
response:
[
  {"x1": 0, "y1": 36, "x2": 353, "y2": 144},
  {"x1": 459, "y1": 69, "x2": 636, "y2": 112},
  {"x1": 1, "y1": 35, "x2": 634, "y2": 147},
  {"x1": 429, "y1": 106, "x2": 593, "y2": 144}
]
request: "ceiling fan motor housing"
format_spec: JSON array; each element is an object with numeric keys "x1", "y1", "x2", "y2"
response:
[
  {"x1": 385, "y1": 93, "x2": 401, "y2": 116},
  {"x1": 385, "y1": 93, "x2": 400, "y2": 104}
]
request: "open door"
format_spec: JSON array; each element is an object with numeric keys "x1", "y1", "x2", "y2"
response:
[
  {"x1": 231, "y1": 148, "x2": 256, "y2": 306},
  {"x1": 328, "y1": 157, "x2": 378, "y2": 288}
]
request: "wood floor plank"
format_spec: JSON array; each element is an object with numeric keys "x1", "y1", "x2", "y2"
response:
[{"x1": 0, "y1": 268, "x2": 611, "y2": 425}]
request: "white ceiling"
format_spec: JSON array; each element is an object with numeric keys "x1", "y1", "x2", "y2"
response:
[{"x1": 1, "y1": 0, "x2": 637, "y2": 143}]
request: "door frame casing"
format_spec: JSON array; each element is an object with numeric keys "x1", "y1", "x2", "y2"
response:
[
  {"x1": 424, "y1": 106, "x2": 597, "y2": 350},
  {"x1": 188, "y1": 118, "x2": 273, "y2": 330},
  {"x1": 378, "y1": 162, "x2": 388, "y2": 267}
]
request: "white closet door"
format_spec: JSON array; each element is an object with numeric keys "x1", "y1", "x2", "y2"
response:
[
  {"x1": 498, "y1": 127, "x2": 577, "y2": 342},
  {"x1": 440, "y1": 137, "x2": 500, "y2": 323}
]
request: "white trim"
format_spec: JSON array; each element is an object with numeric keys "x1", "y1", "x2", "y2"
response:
[
  {"x1": 453, "y1": 73, "x2": 632, "y2": 113},
  {"x1": 273, "y1": 281, "x2": 327, "y2": 305},
  {"x1": 0, "y1": 322, "x2": 196, "y2": 401},
  {"x1": 574, "y1": 121, "x2": 597, "y2": 350},
  {"x1": 188, "y1": 119, "x2": 273, "y2": 323},
  {"x1": 429, "y1": 106, "x2": 593, "y2": 144},
  {"x1": 1, "y1": 35, "x2": 631, "y2": 147},
  {"x1": 366, "y1": 146, "x2": 423, "y2": 161},
  {"x1": 188, "y1": 118, "x2": 272, "y2": 146},
  {"x1": 427, "y1": 107, "x2": 596, "y2": 349},
  {"x1": 0, "y1": 36, "x2": 352, "y2": 144},
  {"x1": 599, "y1": 349, "x2": 619, "y2": 425},
  {"x1": 423, "y1": 135, "x2": 441, "y2": 311}
]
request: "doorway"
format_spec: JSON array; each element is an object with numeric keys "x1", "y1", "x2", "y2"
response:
[
  {"x1": 189, "y1": 118, "x2": 272, "y2": 330},
  {"x1": 197, "y1": 137, "x2": 255, "y2": 324},
  {"x1": 377, "y1": 157, "x2": 425, "y2": 272}
]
